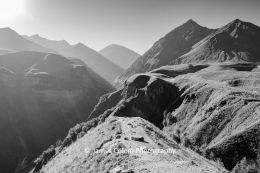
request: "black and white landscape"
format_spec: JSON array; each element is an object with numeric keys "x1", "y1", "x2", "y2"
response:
[{"x1": 0, "y1": 0, "x2": 260, "y2": 173}]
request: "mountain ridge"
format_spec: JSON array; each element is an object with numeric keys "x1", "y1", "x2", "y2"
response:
[
  {"x1": 0, "y1": 28, "x2": 56, "y2": 53},
  {"x1": 24, "y1": 34, "x2": 124, "y2": 83},
  {"x1": 173, "y1": 19, "x2": 260, "y2": 64},
  {"x1": 115, "y1": 19, "x2": 214, "y2": 87}
]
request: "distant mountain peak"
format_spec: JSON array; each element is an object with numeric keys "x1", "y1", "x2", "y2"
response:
[
  {"x1": 173, "y1": 19, "x2": 260, "y2": 64},
  {"x1": 0, "y1": 27, "x2": 13, "y2": 31},
  {"x1": 102, "y1": 44, "x2": 136, "y2": 52},
  {"x1": 226, "y1": 18, "x2": 259, "y2": 30},
  {"x1": 31, "y1": 34, "x2": 41, "y2": 38},
  {"x1": 30, "y1": 34, "x2": 70, "y2": 47},
  {"x1": 100, "y1": 44, "x2": 140, "y2": 69},
  {"x1": 180, "y1": 19, "x2": 200, "y2": 28},
  {"x1": 217, "y1": 18, "x2": 260, "y2": 39},
  {"x1": 186, "y1": 19, "x2": 198, "y2": 25},
  {"x1": 58, "y1": 40, "x2": 69, "y2": 45},
  {"x1": 230, "y1": 18, "x2": 246, "y2": 25},
  {"x1": 0, "y1": 27, "x2": 17, "y2": 34},
  {"x1": 73, "y1": 42, "x2": 86, "y2": 48},
  {"x1": 0, "y1": 28, "x2": 56, "y2": 53}
]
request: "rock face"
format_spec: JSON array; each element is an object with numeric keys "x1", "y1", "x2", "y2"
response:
[
  {"x1": 61, "y1": 63, "x2": 260, "y2": 172},
  {"x1": 100, "y1": 44, "x2": 140, "y2": 69},
  {"x1": 0, "y1": 51, "x2": 114, "y2": 173},
  {"x1": 24, "y1": 35, "x2": 124, "y2": 83},
  {"x1": 173, "y1": 19, "x2": 260, "y2": 64},
  {"x1": 0, "y1": 28, "x2": 55, "y2": 53},
  {"x1": 115, "y1": 20, "x2": 214, "y2": 87}
]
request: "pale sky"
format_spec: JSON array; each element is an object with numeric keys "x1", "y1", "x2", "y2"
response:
[{"x1": 0, "y1": 0, "x2": 260, "y2": 54}]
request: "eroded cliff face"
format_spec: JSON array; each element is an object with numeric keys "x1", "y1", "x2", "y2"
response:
[{"x1": 88, "y1": 63, "x2": 260, "y2": 171}]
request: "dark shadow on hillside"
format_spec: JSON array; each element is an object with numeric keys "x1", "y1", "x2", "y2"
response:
[{"x1": 220, "y1": 63, "x2": 258, "y2": 71}]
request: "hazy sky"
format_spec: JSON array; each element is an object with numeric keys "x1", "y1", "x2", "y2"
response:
[{"x1": 0, "y1": 0, "x2": 260, "y2": 54}]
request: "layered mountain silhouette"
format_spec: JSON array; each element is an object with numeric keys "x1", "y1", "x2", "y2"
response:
[
  {"x1": 1, "y1": 18, "x2": 260, "y2": 173},
  {"x1": 0, "y1": 28, "x2": 55, "y2": 53},
  {"x1": 115, "y1": 19, "x2": 214, "y2": 86},
  {"x1": 24, "y1": 35, "x2": 123, "y2": 83},
  {"x1": 99, "y1": 44, "x2": 140, "y2": 69},
  {"x1": 173, "y1": 19, "x2": 260, "y2": 64},
  {"x1": 0, "y1": 51, "x2": 114, "y2": 173}
]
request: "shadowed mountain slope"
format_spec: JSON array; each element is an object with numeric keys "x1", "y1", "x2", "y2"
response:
[
  {"x1": 24, "y1": 35, "x2": 124, "y2": 83},
  {"x1": 100, "y1": 44, "x2": 140, "y2": 69},
  {"x1": 115, "y1": 20, "x2": 214, "y2": 87},
  {"x1": 0, "y1": 51, "x2": 114, "y2": 173}
]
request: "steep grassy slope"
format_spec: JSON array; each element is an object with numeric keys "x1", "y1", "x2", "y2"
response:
[
  {"x1": 0, "y1": 51, "x2": 113, "y2": 173},
  {"x1": 85, "y1": 63, "x2": 260, "y2": 171}
]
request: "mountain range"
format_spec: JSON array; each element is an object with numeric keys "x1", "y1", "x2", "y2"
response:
[
  {"x1": 99, "y1": 44, "x2": 140, "y2": 69},
  {"x1": 24, "y1": 34, "x2": 123, "y2": 83},
  {"x1": 1, "y1": 18, "x2": 260, "y2": 173},
  {"x1": 173, "y1": 19, "x2": 260, "y2": 64},
  {"x1": 0, "y1": 28, "x2": 55, "y2": 53}
]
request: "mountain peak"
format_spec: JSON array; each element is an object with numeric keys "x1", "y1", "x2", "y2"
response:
[
  {"x1": 173, "y1": 19, "x2": 260, "y2": 64},
  {"x1": 222, "y1": 18, "x2": 260, "y2": 36},
  {"x1": 186, "y1": 19, "x2": 197, "y2": 25},
  {"x1": 0, "y1": 27, "x2": 17, "y2": 34},
  {"x1": 31, "y1": 34, "x2": 41, "y2": 39},
  {"x1": 180, "y1": 19, "x2": 199, "y2": 28},
  {"x1": 233, "y1": 18, "x2": 243, "y2": 23},
  {"x1": 103, "y1": 44, "x2": 134, "y2": 51},
  {"x1": 107, "y1": 43, "x2": 123, "y2": 48},
  {"x1": 228, "y1": 18, "x2": 246, "y2": 26},
  {"x1": 0, "y1": 27, "x2": 13, "y2": 31},
  {"x1": 100, "y1": 44, "x2": 140, "y2": 69},
  {"x1": 74, "y1": 42, "x2": 86, "y2": 48}
]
